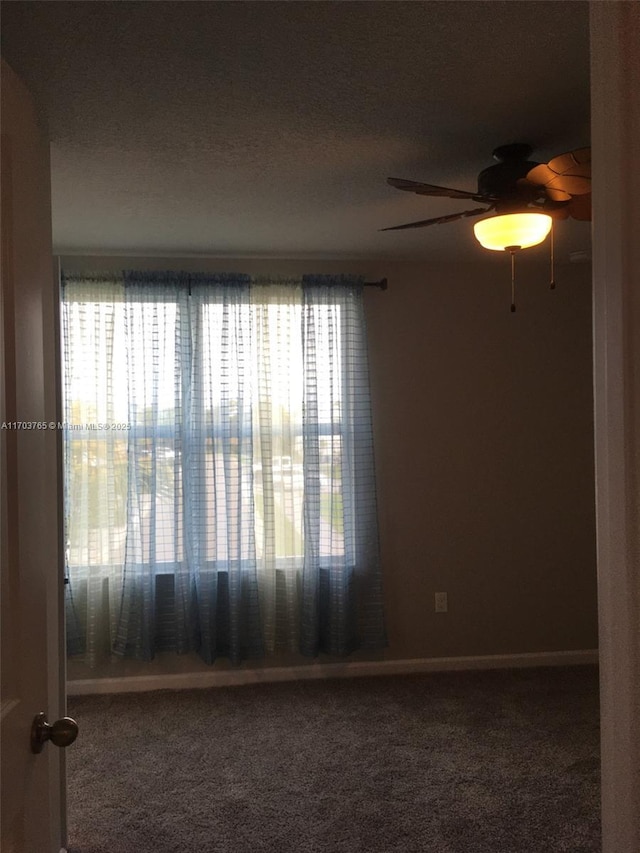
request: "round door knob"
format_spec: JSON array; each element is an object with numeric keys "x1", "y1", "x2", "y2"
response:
[{"x1": 31, "y1": 712, "x2": 79, "y2": 754}]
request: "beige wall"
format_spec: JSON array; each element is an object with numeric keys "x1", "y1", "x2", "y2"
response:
[
  {"x1": 365, "y1": 257, "x2": 596, "y2": 659},
  {"x1": 60, "y1": 253, "x2": 597, "y2": 680}
]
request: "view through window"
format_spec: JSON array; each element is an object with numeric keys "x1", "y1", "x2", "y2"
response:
[{"x1": 63, "y1": 289, "x2": 346, "y2": 576}]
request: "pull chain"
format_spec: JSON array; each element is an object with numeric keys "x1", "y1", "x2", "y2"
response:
[
  {"x1": 507, "y1": 247, "x2": 518, "y2": 312},
  {"x1": 550, "y1": 220, "x2": 556, "y2": 290}
]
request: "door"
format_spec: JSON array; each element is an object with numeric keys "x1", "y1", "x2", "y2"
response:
[{"x1": 1, "y1": 60, "x2": 67, "y2": 853}]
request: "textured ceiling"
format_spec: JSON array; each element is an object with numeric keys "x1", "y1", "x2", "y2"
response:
[{"x1": 1, "y1": 1, "x2": 591, "y2": 260}]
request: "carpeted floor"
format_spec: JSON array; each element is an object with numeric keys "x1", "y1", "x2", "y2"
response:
[{"x1": 66, "y1": 666, "x2": 601, "y2": 853}]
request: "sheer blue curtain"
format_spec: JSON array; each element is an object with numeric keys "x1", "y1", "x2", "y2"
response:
[
  {"x1": 300, "y1": 276, "x2": 385, "y2": 655},
  {"x1": 62, "y1": 271, "x2": 385, "y2": 666}
]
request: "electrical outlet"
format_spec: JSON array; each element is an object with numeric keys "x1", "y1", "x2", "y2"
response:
[{"x1": 434, "y1": 592, "x2": 448, "y2": 613}]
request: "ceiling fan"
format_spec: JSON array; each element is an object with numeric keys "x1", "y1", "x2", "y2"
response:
[
  {"x1": 382, "y1": 143, "x2": 591, "y2": 310},
  {"x1": 382, "y1": 142, "x2": 591, "y2": 236}
]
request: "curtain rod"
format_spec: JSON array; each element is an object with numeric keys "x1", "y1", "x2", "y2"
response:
[{"x1": 60, "y1": 268, "x2": 388, "y2": 290}]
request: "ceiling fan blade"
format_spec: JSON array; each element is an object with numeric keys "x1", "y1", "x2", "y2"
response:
[
  {"x1": 546, "y1": 205, "x2": 571, "y2": 220},
  {"x1": 387, "y1": 177, "x2": 482, "y2": 201},
  {"x1": 567, "y1": 192, "x2": 592, "y2": 221},
  {"x1": 532, "y1": 168, "x2": 591, "y2": 197},
  {"x1": 525, "y1": 147, "x2": 592, "y2": 197},
  {"x1": 547, "y1": 147, "x2": 591, "y2": 177},
  {"x1": 540, "y1": 192, "x2": 591, "y2": 221},
  {"x1": 543, "y1": 185, "x2": 572, "y2": 202},
  {"x1": 380, "y1": 206, "x2": 491, "y2": 232}
]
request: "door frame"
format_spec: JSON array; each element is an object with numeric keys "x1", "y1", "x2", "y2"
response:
[{"x1": 590, "y1": 3, "x2": 640, "y2": 851}]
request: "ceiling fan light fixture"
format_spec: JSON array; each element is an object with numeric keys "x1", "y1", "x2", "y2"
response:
[{"x1": 473, "y1": 212, "x2": 553, "y2": 251}]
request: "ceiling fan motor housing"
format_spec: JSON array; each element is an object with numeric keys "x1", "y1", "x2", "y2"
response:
[{"x1": 475, "y1": 143, "x2": 540, "y2": 208}]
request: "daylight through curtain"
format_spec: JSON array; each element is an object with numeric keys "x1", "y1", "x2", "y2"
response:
[{"x1": 62, "y1": 271, "x2": 385, "y2": 667}]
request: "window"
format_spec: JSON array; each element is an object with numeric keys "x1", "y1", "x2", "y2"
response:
[{"x1": 62, "y1": 272, "x2": 385, "y2": 666}]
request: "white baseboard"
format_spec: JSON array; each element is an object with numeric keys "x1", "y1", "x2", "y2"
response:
[{"x1": 67, "y1": 649, "x2": 598, "y2": 696}]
